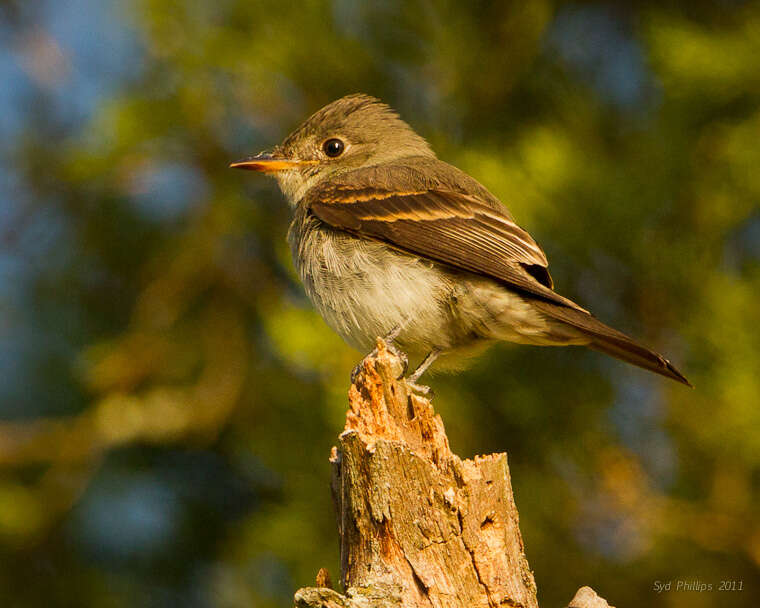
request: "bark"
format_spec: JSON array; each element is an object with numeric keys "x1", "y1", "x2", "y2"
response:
[{"x1": 295, "y1": 340, "x2": 614, "y2": 608}]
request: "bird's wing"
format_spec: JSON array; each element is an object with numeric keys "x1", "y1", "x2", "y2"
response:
[{"x1": 306, "y1": 181, "x2": 587, "y2": 312}]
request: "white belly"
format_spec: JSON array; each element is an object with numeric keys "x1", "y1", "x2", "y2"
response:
[
  {"x1": 287, "y1": 213, "x2": 585, "y2": 363},
  {"x1": 288, "y1": 215, "x2": 456, "y2": 353}
]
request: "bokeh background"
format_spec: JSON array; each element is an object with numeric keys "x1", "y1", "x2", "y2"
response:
[{"x1": 1, "y1": 1, "x2": 759, "y2": 606}]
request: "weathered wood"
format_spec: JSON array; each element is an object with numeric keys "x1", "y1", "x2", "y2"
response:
[
  {"x1": 296, "y1": 340, "x2": 613, "y2": 608},
  {"x1": 567, "y1": 587, "x2": 615, "y2": 608}
]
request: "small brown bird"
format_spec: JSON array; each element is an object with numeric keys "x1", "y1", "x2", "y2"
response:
[{"x1": 231, "y1": 94, "x2": 690, "y2": 387}]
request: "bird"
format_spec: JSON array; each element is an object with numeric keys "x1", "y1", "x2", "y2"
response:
[{"x1": 230, "y1": 94, "x2": 690, "y2": 388}]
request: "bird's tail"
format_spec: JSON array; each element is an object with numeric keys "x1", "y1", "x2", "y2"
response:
[{"x1": 532, "y1": 300, "x2": 691, "y2": 386}]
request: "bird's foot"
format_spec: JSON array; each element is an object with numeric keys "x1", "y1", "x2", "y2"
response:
[
  {"x1": 397, "y1": 348, "x2": 441, "y2": 396},
  {"x1": 350, "y1": 359, "x2": 365, "y2": 384},
  {"x1": 350, "y1": 328, "x2": 408, "y2": 384},
  {"x1": 405, "y1": 381, "x2": 433, "y2": 397}
]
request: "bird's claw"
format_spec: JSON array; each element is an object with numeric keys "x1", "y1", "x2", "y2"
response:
[
  {"x1": 350, "y1": 335, "x2": 408, "y2": 384},
  {"x1": 406, "y1": 381, "x2": 433, "y2": 397},
  {"x1": 351, "y1": 358, "x2": 368, "y2": 384},
  {"x1": 350, "y1": 342, "x2": 432, "y2": 397}
]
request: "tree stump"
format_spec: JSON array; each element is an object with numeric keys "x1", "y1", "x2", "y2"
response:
[{"x1": 295, "y1": 340, "x2": 614, "y2": 608}]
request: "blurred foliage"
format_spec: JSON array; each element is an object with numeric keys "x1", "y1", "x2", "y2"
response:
[{"x1": 0, "y1": 1, "x2": 759, "y2": 606}]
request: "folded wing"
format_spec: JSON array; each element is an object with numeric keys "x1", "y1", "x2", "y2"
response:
[
  {"x1": 305, "y1": 174, "x2": 690, "y2": 385},
  {"x1": 307, "y1": 182, "x2": 586, "y2": 312}
]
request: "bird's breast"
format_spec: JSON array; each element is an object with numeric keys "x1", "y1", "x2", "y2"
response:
[{"x1": 287, "y1": 212, "x2": 457, "y2": 353}]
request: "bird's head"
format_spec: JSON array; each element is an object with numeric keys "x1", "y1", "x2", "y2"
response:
[{"x1": 230, "y1": 94, "x2": 434, "y2": 206}]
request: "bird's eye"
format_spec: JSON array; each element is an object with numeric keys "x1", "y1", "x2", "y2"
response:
[{"x1": 323, "y1": 138, "x2": 345, "y2": 158}]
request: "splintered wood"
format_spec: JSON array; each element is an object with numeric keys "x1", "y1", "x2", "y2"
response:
[{"x1": 295, "y1": 340, "x2": 614, "y2": 608}]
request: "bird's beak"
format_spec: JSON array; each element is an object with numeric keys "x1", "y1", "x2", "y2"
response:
[{"x1": 229, "y1": 151, "x2": 316, "y2": 173}]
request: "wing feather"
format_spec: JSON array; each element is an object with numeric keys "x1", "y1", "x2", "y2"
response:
[
  {"x1": 300, "y1": 166, "x2": 689, "y2": 385},
  {"x1": 307, "y1": 183, "x2": 587, "y2": 311}
]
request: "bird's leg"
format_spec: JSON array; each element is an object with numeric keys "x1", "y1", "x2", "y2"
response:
[
  {"x1": 350, "y1": 325, "x2": 408, "y2": 383},
  {"x1": 405, "y1": 349, "x2": 441, "y2": 396},
  {"x1": 380, "y1": 325, "x2": 410, "y2": 377},
  {"x1": 408, "y1": 349, "x2": 441, "y2": 383},
  {"x1": 383, "y1": 324, "x2": 402, "y2": 344}
]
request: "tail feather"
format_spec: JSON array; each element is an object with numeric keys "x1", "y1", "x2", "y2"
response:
[
  {"x1": 532, "y1": 300, "x2": 691, "y2": 386},
  {"x1": 587, "y1": 335, "x2": 691, "y2": 386}
]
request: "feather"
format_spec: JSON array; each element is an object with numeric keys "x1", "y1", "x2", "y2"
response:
[
  {"x1": 306, "y1": 169, "x2": 590, "y2": 311},
  {"x1": 304, "y1": 160, "x2": 690, "y2": 385}
]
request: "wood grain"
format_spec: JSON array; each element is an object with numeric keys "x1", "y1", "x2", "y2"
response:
[{"x1": 295, "y1": 340, "x2": 614, "y2": 607}]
